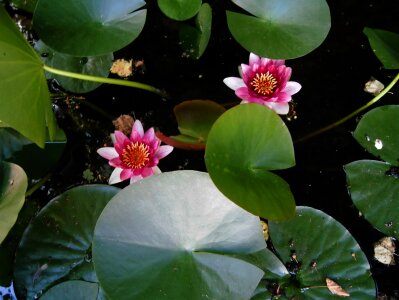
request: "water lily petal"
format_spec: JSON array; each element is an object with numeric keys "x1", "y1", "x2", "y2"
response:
[
  {"x1": 223, "y1": 77, "x2": 245, "y2": 90},
  {"x1": 115, "y1": 130, "x2": 128, "y2": 145},
  {"x1": 267, "y1": 102, "x2": 290, "y2": 115},
  {"x1": 120, "y1": 168, "x2": 134, "y2": 181},
  {"x1": 97, "y1": 147, "x2": 118, "y2": 160},
  {"x1": 130, "y1": 175, "x2": 144, "y2": 183},
  {"x1": 141, "y1": 167, "x2": 154, "y2": 177},
  {"x1": 109, "y1": 168, "x2": 123, "y2": 184},
  {"x1": 109, "y1": 157, "x2": 122, "y2": 168},
  {"x1": 132, "y1": 120, "x2": 144, "y2": 138},
  {"x1": 284, "y1": 81, "x2": 302, "y2": 95},
  {"x1": 152, "y1": 166, "x2": 162, "y2": 174},
  {"x1": 155, "y1": 145, "x2": 174, "y2": 159},
  {"x1": 143, "y1": 127, "x2": 155, "y2": 142},
  {"x1": 249, "y1": 52, "x2": 260, "y2": 65}
]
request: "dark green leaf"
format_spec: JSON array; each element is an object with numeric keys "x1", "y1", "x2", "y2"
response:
[
  {"x1": 158, "y1": 0, "x2": 202, "y2": 21},
  {"x1": 0, "y1": 127, "x2": 33, "y2": 160},
  {"x1": 364, "y1": 27, "x2": 399, "y2": 69},
  {"x1": 10, "y1": 0, "x2": 38, "y2": 13},
  {"x1": 0, "y1": 6, "x2": 57, "y2": 147},
  {"x1": 34, "y1": 40, "x2": 113, "y2": 93},
  {"x1": 13, "y1": 185, "x2": 120, "y2": 299},
  {"x1": 0, "y1": 162, "x2": 27, "y2": 244},
  {"x1": 345, "y1": 160, "x2": 399, "y2": 239},
  {"x1": 353, "y1": 105, "x2": 399, "y2": 166},
  {"x1": 93, "y1": 170, "x2": 266, "y2": 300},
  {"x1": 40, "y1": 281, "x2": 101, "y2": 300},
  {"x1": 269, "y1": 206, "x2": 376, "y2": 299},
  {"x1": 227, "y1": 0, "x2": 331, "y2": 59},
  {"x1": 33, "y1": 0, "x2": 146, "y2": 56},
  {"x1": 205, "y1": 104, "x2": 296, "y2": 220},
  {"x1": 179, "y1": 3, "x2": 212, "y2": 59}
]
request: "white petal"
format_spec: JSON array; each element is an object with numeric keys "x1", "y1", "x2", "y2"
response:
[
  {"x1": 155, "y1": 145, "x2": 174, "y2": 159},
  {"x1": 110, "y1": 133, "x2": 116, "y2": 144},
  {"x1": 152, "y1": 166, "x2": 162, "y2": 174},
  {"x1": 249, "y1": 52, "x2": 260, "y2": 65},
  {"x1": 97, "y1": 147, "x2": 118, "y2": 160},
  {"x1": 268, "y1": 102, "x2": 290, "y2": 115},
  {"x1": 133, "y1": 120, "x2": 144, "y2": 137},
  {"x1": 130, "y1": 175, "x2": 143, "y2": 184},
  {"x1": 109, "y1": 168, "x2": 123, "y2": 184},
  {"x1": 284, "y1": 81, "x2": 302, "y2": 95},
  {"x1": 223, "y1": 77, "x2": 246, "y2": 90}
]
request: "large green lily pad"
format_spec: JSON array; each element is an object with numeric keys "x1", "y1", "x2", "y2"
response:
[
  {"x1": 33, "y1": 0, "x2": 146, "y2": 56},
  {"x1": 0, "y1": 6, "x2": 57, "y2": 147},
  {"x1": 40, "y1": 281, "x2": 103, "y2": 300},
  {"x1": 93, "y1": 170, "x2": 266, "y2": 300},
  {"x1": 227, "y1": 0, "x2": 331, "y2": 59},
  {"x1": 205, "y1": 104, "x2": 296, "y2": 221},
  {"x1": 13, "y1": 185, "x2": 120, "y2": 300},
  {"x1": 269, "y1": 206, "x2": 376, "y2": 299},
  {"x1": 0, "y1": 161, "x2": 27, "y2": 244},
  {"x1": 364, "y1": 27, "x2": 399, "y2": 69}
]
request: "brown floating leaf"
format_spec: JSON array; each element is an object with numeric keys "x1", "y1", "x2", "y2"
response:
[
  {"x1": 326, "y1": 278, "x2": 350, "y2": 297},
  {"x1": 374, "y1": 237, "x2": 396, "y2": 265},
  {"x1": 110, "y1": 59, "x2": 133, "y2": 77}
]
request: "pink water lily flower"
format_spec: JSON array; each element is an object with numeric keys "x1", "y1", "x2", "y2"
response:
[
  {"x1": 97, "y1": 120, "x2": 173, "y2": 184},
  {"x1": 223, "y1": 53, "x2": 302, "y2": 115}
]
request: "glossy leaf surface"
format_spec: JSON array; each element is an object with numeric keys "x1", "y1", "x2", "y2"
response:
[
  {"x1": 40, "y1": 281, "x2": 102, "y2": 300},
  {"x1": 364, "y1": 27, "x2": 399, "y2": 69},
  {"x1": 227, "y1": 0, "x2": 331, "y2": 59},
  {"x1": 205, "y1": 104, "x2": 296, "y2": 220},
  {"x1": 0, "y1": 162, "x2": 27, "y2": 244},
  {"x1": 179, "y1": 3, "x2": 212, "y2": 59},
  {"x1": 93, "y1": 170, "x2": 266, "y2": 300},
  {"x1": 345, "y1": 160, "x2": 399, "y2": 240},
  {"x1": 14, "y1": 185, "x2": 120, "y2": 299},
  {"x1": 35, "y1": 40, "x2": 113, "y2": 93},
  {"x1": 33, "y1": 0, "x2": 146, "y2": 56},
  {"x1": 158, "y1": 0, "x2": 201, "y2": 21},
  {"x1": 353, "y1": 105, "x2": 399, "y2": 166},
  {"x1": 269, "y1": 206, "x2": 376, "y2": 299},
  {"x1": 0, "y1": 6, "x2": 56, "y2": 147}
]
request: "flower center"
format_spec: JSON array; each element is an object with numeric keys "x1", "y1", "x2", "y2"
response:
[
  {"x1": 250, "y1": 72, "x2": 278, "y2": 96},
  {"x1": 121, "y1": 142, "x2": 150, "y2": 169}
]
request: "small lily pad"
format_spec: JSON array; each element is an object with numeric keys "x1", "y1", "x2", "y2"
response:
[
  {"x1": 364, "y1": 27, "x2": 399, "y2": 69},
  {"x1": 157, "y1": 0, "x2": 202, "y2": 21},
  {"x1": 40, "y1": 281, "x2": 102, "y2": 300},
  {"x1": 227, "y1": 0, "x2": 331, "y2": 59},
  {"x1": 205, "y1": 104, "x2": 296, "y2": 221}
]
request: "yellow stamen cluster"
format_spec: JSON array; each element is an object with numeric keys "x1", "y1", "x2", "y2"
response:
[
  {"x1": 121, "y1": 142, "x2": 150, "y2": 169},
  {"x1": 250, "y1": 72, "x2": 278, "y2": 96}
]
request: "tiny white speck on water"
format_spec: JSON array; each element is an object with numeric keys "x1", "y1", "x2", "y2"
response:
[{"x1": 374, "y1": 139, "x2": 383, "y2": 150}]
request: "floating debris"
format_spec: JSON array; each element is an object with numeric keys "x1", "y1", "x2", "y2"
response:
[
  {"x1": 326, "y1": 278, "x2": 350, "y2": 297},
  {"x1": 374, "y1": 139, "x2": 383, "y2": 150},
  {"x1": 364, "y1": 77, "x2": 384, "y2": 96},
  {"x1": 374, "y1": 237, "x2": 396, "y2": 265}
]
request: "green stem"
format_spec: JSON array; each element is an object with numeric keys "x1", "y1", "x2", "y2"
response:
[
  {"x1": 295, "y1": 72, "x2": 399, "y2": 143},
  {"x1": 43, "y1": 65, "x2": 168, "y2": 98}
]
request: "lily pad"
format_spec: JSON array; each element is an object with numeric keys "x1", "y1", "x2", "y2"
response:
[
  {"x1": 353, "y1": 105, "x2": 399, "y2": 166},
  {"x1": 93, "y1": 170, "x2": 266, "y2": 300},
  {"x1": 34, "y1": 40, "x2": 113, "y2": 93},
  {"x1": 269, "y1": 206, "x2": 376, "y2": 299},
  {"x1": 0, "y1": 161, "x2": 28, "y2": 244},
  {"x1": 205, "y1": 104, "x2": 296, "y2": 221},
  {"x1": 13, "y1": 185, "x2": 120, "y2": 300},
  {"x1": 158, "y1": 0, "x2": 202, "y2": 21},
  {"x1": 40, "y1": 281, "x2": 102, "y2": 300},
  {"x1": 179, "y1": 3, "x2": 212, "y2": 59},
  {"x1": 227, "y1": 0, "x2": 331, "y2": 59},
  {"x1": 10, "y1": 0, "x2": 38, "y2": 13},
  {"x1": 0, "y1": 127, "x2": 33, "y2": 161},
  {"x1": 364, "y1": 27, "x2": 399, "y2": 69},
  {"x1": 33, "y1": 0, "x2": 147, "y2": 56},
  {"x1": 0, "y1": 6, "x2": 57, "y2": 147},
  {"x1": 345, "y1": 160, "x2": 399, "y2": 239}
]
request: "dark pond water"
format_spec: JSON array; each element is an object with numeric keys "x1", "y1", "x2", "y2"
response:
[{"x1": 5, "y1": 0, "x2": 399, "y2": 298}]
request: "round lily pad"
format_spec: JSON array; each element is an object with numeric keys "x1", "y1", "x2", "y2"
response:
[
  {"x1": 13, "y1": 185, "x2": 120, "y2": 299},
  {"x1": 40, "y1": 281, "x2": 102, "y2": 300},
  {"x1": 227, "y1": 0, "x2": 331, "y2": 59},
  {"x1": 158, "y1": 0, "x2": 202, "y2": 21},
  {"x1": 205, "y1": 104, "x2": 296, "y2": 221},
  {"x1": 93, "y1": 170, "x2": 266, "y2": 300},
  {"x1": 269, "y1": 206, "x2": 376, "y2": 299},
  {"x1": 33, "y1": 0, "x2": 147, "y2": 56}
]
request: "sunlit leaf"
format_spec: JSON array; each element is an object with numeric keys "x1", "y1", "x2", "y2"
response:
[
  {"x1": 0, "y1": 6, "x2": 57, "y2": 147},
  {"x1": 205, "y1": 104, "x2": 296, "y2": 220},
  {"x1": 364, "y1": 27, "x2": 399, "y2": 69},
  {"x1": 0, "y1": 161, "x2": 27, "y2": 244},
  {"x1": 269, "y1": 206, "x2": 376, "y2": 299},
  {"x1": 158, "y1": 0, "x2": 202, "y2": 21},
  {"x1": 13, "y1": 185, "x2": 120, "y2": 299},
  {"x1": 33, "y1": 0, "x2": 146, "y2": 56},
  {"x1": 227, "y1": 0, "x2": 331, "y2": 59},
  {"x1": 34, "y1": 40, "x2": 113, "y2": 93},
  {"x1": 179, "y1": 3, "x2": 212, "y2": 59},
  {"x1": 93, "y1": 170, "x2": 266, "y2": 300}
]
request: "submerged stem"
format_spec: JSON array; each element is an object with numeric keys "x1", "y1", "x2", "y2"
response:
[
  {"x1": 295, "y1": 72, "x2": 399, "y2": 143},
  {"x1": 43, "y1": 65, "x2": 168, "y2": 98}
]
